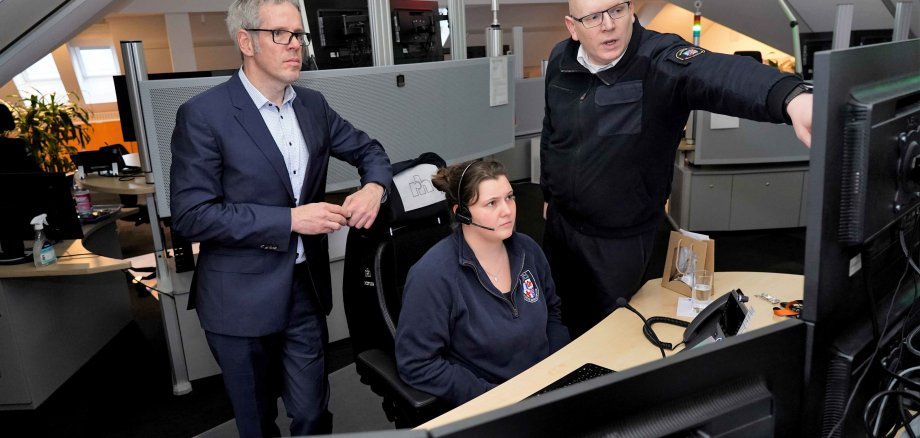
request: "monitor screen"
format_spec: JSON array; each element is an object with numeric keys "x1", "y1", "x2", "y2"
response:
[
  {"x1": 428, "y1": 320, "x2": 806, "y2": 437},
  {"x1": 391, "y1": 0, "x2": 443, "y2": 65},
  {"x1": 803, "y1": 38, "x2": 920, "y2": 437},
  {"x1": 113, "y1": 70, "x2": 234, "y2": 143},
  {"x1": 303, "y1": 0, "x2": 373, "y2": 70},
  {"x1": 799, "y1": 30, "x2": 894, "y2": 80},
  {"x1": 0, "y1": 172, "x2": 84, "y2": 263}
]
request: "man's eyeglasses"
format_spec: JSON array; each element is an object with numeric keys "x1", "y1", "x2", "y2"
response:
[
  {"x1": 570, "y1": 1, "x2": 631, "y2": 29},
  {"x1": 246, "y1": 29, "x2": 311, "y2": 46}
]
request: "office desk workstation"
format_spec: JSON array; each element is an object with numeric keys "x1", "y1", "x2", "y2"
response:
[
  {"x1": 80, "y1": 174, "x2": 155, "y2": 196},
  {"x1": 0, "y1": 240, "x2": 132, "y2": 410},
  {"x1": 420, "y1": 271, "x2": 804, "y2": 431}
]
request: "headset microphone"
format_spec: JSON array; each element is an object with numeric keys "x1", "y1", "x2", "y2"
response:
[
  {"x1": 616, "y1": 297, "x2": 667, "y2": 359},
  {"x1": 454, "y1": 160, "x2": 496, "y2": 231}
]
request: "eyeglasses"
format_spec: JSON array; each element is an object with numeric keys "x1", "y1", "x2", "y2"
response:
[
  {"x1": 570, "y1": 1, "x2": 631, "y2": 29},
  {"x1": 245, "y1": 29, "x2": 311, "y2": 46}
]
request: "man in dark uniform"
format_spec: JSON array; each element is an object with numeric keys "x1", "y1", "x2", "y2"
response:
[{"x1": 541, "y1": 0, "x2": 813, "y2": 337}]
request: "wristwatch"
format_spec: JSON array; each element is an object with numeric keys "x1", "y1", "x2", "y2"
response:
[{"x1": 783, "y1": 82, "x2": 813, "y2": 123}]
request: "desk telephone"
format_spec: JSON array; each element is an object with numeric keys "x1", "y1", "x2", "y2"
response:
[
  {"x1": 642, "y1": 289, "x2": 751, "y2": 351},
  {"x1": 683, "y1": 289, "x2": 750, "y2": 349}
]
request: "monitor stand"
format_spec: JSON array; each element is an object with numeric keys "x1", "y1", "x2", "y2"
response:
[{"x1": 0, "y1": 237, "x2": 29, "y2": 265}]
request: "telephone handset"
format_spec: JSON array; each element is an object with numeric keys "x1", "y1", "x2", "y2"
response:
[{"x1": 683, "y1": 289, "x2": 749, "y2": 350}]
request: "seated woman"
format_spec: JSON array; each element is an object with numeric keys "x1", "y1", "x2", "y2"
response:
[{"x1": 395, "y1": 159, "x2": 569, "y2": 407}]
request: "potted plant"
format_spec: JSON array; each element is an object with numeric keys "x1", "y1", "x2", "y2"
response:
[{"x1": 5, "y1": 92, "x2": 92, "y2": 173}]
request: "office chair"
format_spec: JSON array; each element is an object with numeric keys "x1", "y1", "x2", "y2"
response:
[{"x1": 342, "y1": 153, "x2": 452, "y2": 427}]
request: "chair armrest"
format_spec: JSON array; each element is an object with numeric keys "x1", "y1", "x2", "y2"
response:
[{"x1": 356, "y1": 349, "x2": 439, "y2": 410}]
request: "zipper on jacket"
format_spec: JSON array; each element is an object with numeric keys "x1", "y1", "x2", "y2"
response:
[
  {"x1": 462, "y1": 260, "x2": 520, "y2": 318},
  {"x1": 505, "y1": 254, "x2": 527, "y2": 319}
]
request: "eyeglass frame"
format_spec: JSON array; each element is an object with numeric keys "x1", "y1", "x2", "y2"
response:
[
  {"x1": 245, "y1": 28, "x2": 311, "y2": 46},
  {"x1": 569, "y1": 1, "x2": 632, "y2": 29}
]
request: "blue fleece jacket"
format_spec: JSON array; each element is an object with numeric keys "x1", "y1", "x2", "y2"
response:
[{"x1": 395, "y1": 228, "x2": 570, "y2": 406}]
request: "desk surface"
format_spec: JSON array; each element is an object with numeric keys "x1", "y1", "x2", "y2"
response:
[
  {"x1": 419, "y1": 271, "x2": 804, "y2": 430},
  {"x1": 81, "y1": 174, "x2": 154, "y2": 195},
  {"x1": 0, "y1": 240, "x2": 131, "y2": 278}
]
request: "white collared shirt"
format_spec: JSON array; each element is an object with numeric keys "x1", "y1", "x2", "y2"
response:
[
  {"x1": 239, "y1": 68, "x2": 309, "y2": 264},
  {"x1": 576, "y1": 44, "x2": 623, "y2": 74}
]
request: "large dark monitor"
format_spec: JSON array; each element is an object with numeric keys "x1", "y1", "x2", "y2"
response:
[
  {"x1": 428, "y1": 320, "x2": 806, "y2": 437},
  {"x1": 0, "y1": 137, "x2": 42, "y2": 173},
  {"x1": 305, "y1": 0, "x2": 373, "y2": 70},
  {"x1": 113, "y1": 70, "x2": 234, "y2": 143},
  {"x1": 391, "y1": 0, "x2": 442, "y2": 65},
  {"x1": 0, "y1": 172, "x2": 84, "y2": 263},
  {"x1": 803, "y1": 39, "x2": 920, "y2": 437},
  {"x1": 800, "y1": 30, "x2": 894, "y2": 80}
]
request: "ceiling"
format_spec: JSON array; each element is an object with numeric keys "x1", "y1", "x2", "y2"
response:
[{"x1": 1, "y1": 0, "x2": 917, "y2": 84}]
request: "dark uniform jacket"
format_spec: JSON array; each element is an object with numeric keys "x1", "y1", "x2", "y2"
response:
[
  {"x1": 395, "y1": 229, "x2": 570, "y2": 406},
  {"x1": 540, "y1": 20, "x2": 802, "y2": 238}
]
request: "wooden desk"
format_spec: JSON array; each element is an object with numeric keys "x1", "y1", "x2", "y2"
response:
[
  {"x1": 0, "y1": 240, "x2": 132, "y2": 409},
  {"x1": 80, "y1": 174, "x2": 154, "y2": 195},
  {"x1": 419, "y1": 271, "x2": 804, "y2": 429},
  {"x1": 0, "y1": 240, "x2": 129, "y2": 278}
]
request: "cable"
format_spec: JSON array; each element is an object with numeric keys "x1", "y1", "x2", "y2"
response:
[
  {"x1": 901, "y1": 228, "x2": 920, "y2": 276},
  {"x1": 827, "y1": 259, "x2": 909, "y2": 437},
  {"x1": 863, "y1": 389, "x2": 920, "y2": 438},
  {"x1": 872, "y1": 365, "x2": 920, "y2": 435},
  {"x1": 57, "y1": 252, "x2": 97, "y2": 259}
]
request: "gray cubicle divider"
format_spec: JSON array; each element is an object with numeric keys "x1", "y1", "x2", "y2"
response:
[
  {"x1": 140, "y1": 57, "x2": 516, "y2": 218},
  {"x1": 690, "y1": 111, "x2": 808, "y2": 165},
  {"x1": 514, "y1": 76, "x2": 545, "y2": 137}
]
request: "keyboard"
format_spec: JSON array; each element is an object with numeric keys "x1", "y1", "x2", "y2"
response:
[{"x1": 527, "y1": 363, "x2": 615, "y2": 398}]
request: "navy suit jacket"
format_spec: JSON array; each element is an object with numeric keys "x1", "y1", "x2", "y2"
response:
[{"x1": 169, "y1": 72, "x2": 391, "y2": 337}]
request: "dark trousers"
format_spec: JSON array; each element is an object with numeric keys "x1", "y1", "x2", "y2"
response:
[
  {"x1": 205, "y1": 264, "x2": 331, "y2": 438},
  {"x1": 544, "y1": 207, "x2": 658, "y2": 339}
]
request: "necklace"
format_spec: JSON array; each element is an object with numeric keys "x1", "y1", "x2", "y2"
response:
[{"x1": 482, "y1": 248, "x2": 507, "y2": 284}]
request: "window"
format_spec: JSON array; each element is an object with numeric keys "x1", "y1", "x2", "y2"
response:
[
  {"x1": 12, "y1": 54, "x2": 68, "y2": 102},
  {"x1": 72, "y1": 46, "x2": 120, "y2": 104}
]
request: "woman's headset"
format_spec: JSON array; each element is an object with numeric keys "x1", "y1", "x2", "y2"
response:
[{"x1": 454, "y1": 160, "x2": 477, "y2": 226}]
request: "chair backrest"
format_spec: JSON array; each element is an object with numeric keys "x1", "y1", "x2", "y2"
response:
[
  {"x1": 374, "y1": 220, "x2": 451, "y2": 339},
  {"x1": 343, "y1": 153, "x2": 450, "y2": 358}
]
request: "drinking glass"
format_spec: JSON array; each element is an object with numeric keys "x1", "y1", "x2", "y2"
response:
[{"x1": 691, "y1": 269, "x2": 714, "y2": 314}]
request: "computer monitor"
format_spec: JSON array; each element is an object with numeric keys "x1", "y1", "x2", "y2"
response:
[
  {"x1": 0, "y1": 172, "x2": 84, "y2": 264},
  {"x1": 803, "y1": 39, "x2": 920, "y2": 437},
  {"x1": 391, "y1": 0, "x2": 442, "y2": 65},
  {"x1": 113, "y1": 70, "x2": 234, "y2": 143},
  {"x1": 799, "y1": 30, "x2": 894, "y2": 80},
  {"x1": 0, "y1": 137, "x2": 42, "y2": 173},
  {"x1": 428, "y1": 320, "x2": 806, "y2": 437},
  {"x1": 305, "y1": 0, "x2": 373, "y2": 70}
]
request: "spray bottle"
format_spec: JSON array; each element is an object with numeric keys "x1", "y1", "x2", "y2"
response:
[{"x1": 30, "y1": 214, "x2": 57, "y2": 267}]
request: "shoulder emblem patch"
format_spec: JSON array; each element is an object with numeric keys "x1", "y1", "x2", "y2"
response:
[
  {"x1": 674, "y1": 46, "x2": 706, "y2": 61},
  {"x1": 520, "y1": 270, "x2": 540, "y2": 303}
]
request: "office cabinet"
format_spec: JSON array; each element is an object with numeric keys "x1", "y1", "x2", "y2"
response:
[
  {"x1": 689, "y1": 174, "x2": 732, "y2": 230},
  {"x1": 729, "y1": 171, "x2": 804, "y2": 230},
  {"x1": 671, "y1": 163, "x2": 808, "y2": 232}
]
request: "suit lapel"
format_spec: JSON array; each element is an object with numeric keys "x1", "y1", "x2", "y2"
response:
[
  {"x1": 292, "y1": 90, "x2": 323, "y2": 204},
  {"x1": 227, "y1": 73, "x2": 295, "y2": 202}
]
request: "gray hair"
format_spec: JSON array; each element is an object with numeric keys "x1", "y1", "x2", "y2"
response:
[{"x1": 226, "y1": 0, "x2": 301, "y2": 50}]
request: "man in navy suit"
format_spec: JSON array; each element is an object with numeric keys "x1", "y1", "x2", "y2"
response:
[{"x1": 169, "y1": 1, "x2": 391, "y2": 435}]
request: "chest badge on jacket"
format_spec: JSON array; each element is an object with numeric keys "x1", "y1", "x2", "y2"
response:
[{"x1": 520, "y1": 270, "x2": 540, "y2": 303}]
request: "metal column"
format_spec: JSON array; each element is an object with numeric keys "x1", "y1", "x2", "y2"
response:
[
  {"x1": 120, "y1": 41, "x2": 192, "y2": 396},
  {"x1": 368, "y1": 0, "x2": 394, "y2": 66},
  {"x1": 448, "y1": 0, "x2": 467, "y2": 60},
  {"x1": 893, "y1": 1, "x2": 914, "y2": 41},
  {"x1": 832, "y1": 4, "x2": 854, "y2": 50}
]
